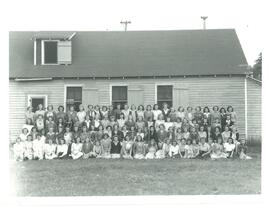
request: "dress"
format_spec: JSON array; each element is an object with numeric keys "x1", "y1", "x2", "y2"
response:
[
  {"x1": 122, "y1": 141, "x2": 133, "y2": 159},
  {"x1": 184, "y1": 145, "x2": 194, "y2": 159},
  {"x1": 101, "y1": 138, "x2": 112, "y2": 158},
  {"x1": 210, "y1": 143, "x2": 227, "y2": 159},
  {"x1": 134, "y1": 142, "x2": 145, "y2": 159},
  {"x1": 13, "y1": 142, "x2": 24, "y2": 161},
  {"x1": 71, "y1": 143, "x2": 83, "y2": 159},
  {"x1": 33, "y1": 139, "x2": 44, "y2": 160},
  {"x1": 24, "y1": 141, "x2": 33, "y2": 160},
  {"x1": 145, "y1": 146, "x2": 157, "y2": 159},
  {"x1": 44, "y1": 144, "x2": 57, "y2": 160}
]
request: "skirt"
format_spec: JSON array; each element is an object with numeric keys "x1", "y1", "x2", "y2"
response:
[
  {"x1": 134, "y1": 153, "x2": 145, "y2": 159},
  {"x1": 155, "y1": 150, "x2": 165, "y2": 159},
  {"x1": 111, "y1": 154, "x2": 121, "y2": 159},
  {"x1": 145, "y1": 152, "x2": 155, "y2": 159}
]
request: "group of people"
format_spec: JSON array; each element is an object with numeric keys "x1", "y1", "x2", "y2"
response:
[{"x1": 12, "y1": 103, "x2": 252, "y2": 161}]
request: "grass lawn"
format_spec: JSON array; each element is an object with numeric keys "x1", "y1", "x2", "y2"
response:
[{"x1": 9, "y1": 147, "x2": 261, "y2": 196}]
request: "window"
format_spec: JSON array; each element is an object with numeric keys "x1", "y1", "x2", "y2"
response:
[
  {"x1": 111, "y1": 86, "x2": 128, "y2": 109},
  {"x1": 157, "y1": 85, "x2": 173, "y2": 108},
  {"x1": 41, "y1": 40, "x2": 72, "y2": 65},
  {"x1": 27, "y1": 95, "x2": 48, "y2": 112},
  {"x1": 66, "y1": 87, "x2": 82, "y2": 112},
  {"x1": 42, "y1": 41, "x2": 58, "y2": 64}
]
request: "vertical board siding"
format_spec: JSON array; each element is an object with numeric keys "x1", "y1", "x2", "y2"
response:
[
  {"x1": 9, "y1": 76, "x2": 256, "y2": 142},
  {"x1": 247, "y1": 79, "x2": 261, "y2": 144}
]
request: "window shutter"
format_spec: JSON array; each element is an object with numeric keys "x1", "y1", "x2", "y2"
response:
[
  {"x1": 128, "y1": 85, "x2": 144, "y2": 106},
  {"x1": 173, "y1": 83, "x2": 189, "y2": 108},
  {"x1": 82, "y1": 88, "x2": 99, "y2": 107},
  {"x1": 57, "y1": 40, "x2": 72, "y2": 65}
]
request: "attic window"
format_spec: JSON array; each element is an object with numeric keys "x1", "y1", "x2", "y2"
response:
[{"x1": 40, "y1": 40, "x2": 72, "y2": 65}]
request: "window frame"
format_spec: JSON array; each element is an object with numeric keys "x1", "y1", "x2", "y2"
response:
[
  {"x1": 64, "y1": 84, "x2": 83, "y2": 112},
  {"x1": 155, "y1": 83, "x2": 174, "y2": 108},
  {"x1": 41, "y1": 40, "x2": 60, "y2": 65},
  {"x1": 27, "y1": 94, "x2": 48, "y2": 110},
  {"x1": 110, "y1": 84, "x2": 128, "y2": 108}
]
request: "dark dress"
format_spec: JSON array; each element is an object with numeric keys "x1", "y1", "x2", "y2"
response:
[{"x1": 110, "y1": 141, "x2": 122, "y2": 154}]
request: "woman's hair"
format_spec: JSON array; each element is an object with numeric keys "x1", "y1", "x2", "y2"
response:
[
  {"x1": 227, "y1": 105, "x2": 234, "y2": 112},
  {"x1": 47, "y1": 105, "x2": 54, "y2": 110},
  {"x1": 106, "y1": 125, "x2": 112, "y2": 130},
  {"x1": 102, "y1": 106, "x2": 108, "y2": 110},
  {"x1": 203, "y1": 106, "x2": 210, "y2": 113},
  {"x1": 87, "y1": 104, "x2": 93, "y2": 109},
  {"x1": 58, "y1": 105, "x2": 64, "y2": 111},
  {"x1": 195, "y1": 106, "x2": 201, "y2": 111},
  {"x1": 227, "y1": 137, "x2": 234, "y2": 143},
  {"x1": 178, "y1": 106, "x2": 184, "y2": 112},
  {"x1": 212, "y1": 106, "x2": 219, "y2": 111},
  {"x1": 138, "y1": 105, "x2": 144, "y2": 110},
  {"x1": 187, "y1": 106, "x2": 193, "y2": 111},
  {"x1": 219, "y1": 107, "x2": 226, "y2": 113},
  {"x1": 153, "y1": 104, "x2": 159, "y2": 109}
]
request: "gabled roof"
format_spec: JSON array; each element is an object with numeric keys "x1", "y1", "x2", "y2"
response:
[{"x1": 9, "y1": 29, "x2": 248, "y2": 79}]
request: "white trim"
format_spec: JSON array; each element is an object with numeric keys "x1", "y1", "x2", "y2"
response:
[
  {"x1": 15, "y1": 78, "x2": 52, "y2": 82},
  {"x1": 27, "y1": 94, "x2": 48, "y2": 109},
  {"x1": 41, "y1": 39, "x2": 60, "y2": 65},
  {"x1": 109, "y1": 84, "x2": 128, "y2": 105},
  {"x1": 247, "y1": 76, "x2": 262, "y2": 84},
  {"x1": 68, "y1": 32, "x2": 76, "y2": 40},
  {"x1": 34, "y1": 40, "x2": 36, "y2": 65},
  {"x1": 244, "y1": 78, "x2": 248, "y2": 139},
  {"x1": 154, "y1": 83, "x2": 174, "y2": 105},
  {"x1": 64, "y1": 84, "x2": 83, "y2": 112}
]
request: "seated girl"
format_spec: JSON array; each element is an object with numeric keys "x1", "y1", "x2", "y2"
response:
[
  {"x1": 117, "y1": 113, "x2": 126, "y2": 129},
  {"x1": 155, "y1": 114, "x2": 165, "y2": 131},
  {"x1": 198, "y1": 126, "x2": 207, "y2": 142},
  {"x1": 222, "y1": 126, "x2": 231, "y2": 143},
  {"x1": 223, "y1": 137, "x2": 235, "y2": 158},
  {"x1": 198, "y1": 137, "x2": 210, "y2": 159},
  {"x1": 112, "y1": 124, "x2": 124, "y2": 142},
  {"x1": 80, "y1": 125, "x2": 90, "y2": 143},
  {"x1": 184, "y1": 139, "x2": 193, "y2": 159},
  {"x1": 35, "y1": 114, "x2": 45, "y2": 132},
  {"x1": 136, "y1": 105, "x2": 145, "y2": 121},
  {"x1": 110, "y1": 135, "x2": 122, "y2": 159},
  {"x1": 166, "y1": 126, "x2": 175, "y2": 141},
  {"x1": 133, "y1": 135, "x2": 145, "y2": 159},
  {"x1": 155, "y1": 141, "x2": 165, "y2": 159},
  {"x1": 181, "y1": 127, "x2": 190, "y2": 140},
  {"x1": 93, "y1": 140, "x2": 102, "y2": 158},
  {"x1": 169, "y1": 107, "x2": 177, "y2": 122},
  {"x1": 13, "y1": 137, "x2": 24, "y2": 161},
  {"x1": 101, "y1": 133, "x2": 112, "y2": 159},
  {"x1": 156, "y1": 124, "x2": 167, "y2": 143},
  {"x1": 173, "y1": 117, "x2": 182, "y2": 131},
  {"x1": 175, "y1": 127, "x2": 182, "y2": 144},
  {"x1": 56, "y1": 138, "x2": 68, "y2": 159},
  {"x1": 125, "y1": 115, "x2": 136, "y2": 131},
  {"x1": 169, "y1": 140, "x2": 179, "y2": 158},
  {"x1": 190, "y1": 126, "x2": 199, "y2": 142},
  {"x1": 145, "y1": 139, "x2": 157, "y2": 159},
  {"x1": 24, "y1": 135, "x2": 33, "y2": 160},
  {"x1": 136, "y1": 116, "x2": 146, "y2": 131},
  {"x1": 44, "y1": 139, "x2": 57, "y2": 160},
  {"x1": 163, "y1": 138, "x2": 171, "y2": 158},
  {"x1": 191, "y1": 139, "x2": 200, "y2": 158},
  {"x1": 71, "y1": 137, "x2": 83, "y2": 160},
  {"x1": 121, "y1": 135, "x2": 133, "y2": 159},
  {"x1": 33, "y1": 134, "x2": 45, "y2": 160},
  {"x1": 176, "y1": 106, "x2": 185, "y2": 120},
  {"x1": 20, "y1": 128, "x2": 29, "y2": 142},
  {"x1": 82, "y1": 137, "x2": 95, "y2": 159},
  {"x1": 237, "y1": 138, "x2": 252, "y2": 160},
  {"x1": 210, "y1": 137, "x2": 227, "y2": 160},
  {"x1": 64, "y1": 126, "x2": 73, "y2": 145},
  {"x1": 164, "y1": 116, "x2": 174, "y2": 131},
  {"x1": 179, "y1": 138, "x2": 186, "y2": 158},
  {"x1": 212, "y1": 126, "x2": 222, "y2": 143}
]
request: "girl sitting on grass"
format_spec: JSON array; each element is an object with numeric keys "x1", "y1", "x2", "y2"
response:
[
  {"x1": 210, "y1": 137, "x2": 227, "y2": 160},
  {"x1": 19, "y1": 128, "x2": 29, "y2": 142},
  {"x1": 133, "y1": 135, "x2": 145, "y2": 159},
  {"x1": 237, "y1": 138, "x2": 252, "y2": 160},
  {"x1": 82, "y1": 137, "x2": 94, "y2": 159},
  {"x1": 179, "y1": 138, "x2": 186, "y2": 158},
  {"x1": 44, "y1": 139, "x2": 57, "y2": 160},
  {"x1": 121, "y1": 135, "x2": 133, "y2": 159},
  {"x1": 33, "y1": 134, "x2": 45, "y2": 160},
  {"x1": 101, "y1": 133, "x2": 111, "y2": 159},
  {"x1": 222, "y1": 126, "x2": 231, "y2": 144},
  {"x1": 184, "y1": 139, "x2": 193, "y2": 159},
  {"x1": 223, "y1": 137, "x2": 235, "y2": 158},
  {"x1": 13, "y1": 137, "x2": 24, "y2": 161},
  {"x1": 93, "y1": 140, "x2": 102, "y2": 158},
  {"x1": 198, "y1": 137, "x2": 210, "y2": 159},
  {"x1": 110, "y1": 135, "x2": 122, "y2": 159},
  {"x1": 71, "y1": 137, "x2": 83, "y2": 160},
  {"x1": 169, "y1": 140, "x2": 179, "y2": 158},
  {"x1": 155, "y1": 141, "x2": 165, "y2": 159},
  {"x1": 191, "y1": 139, "x2": 200, "y2": 158},
  {"x1": 56, "y1": 138, "x2": 68, "y2": 159},
  {"x1": 145, "y1": 139, "x2": 157, "y2": 159},
  {"x1": 163, "y1": 138, "x2": 171, "y2": 158},
  {"x1": 24, "y1": 135, "x2": 33, "y2": 160}
]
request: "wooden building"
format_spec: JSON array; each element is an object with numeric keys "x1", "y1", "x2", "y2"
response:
[{"x1": 9, "y1": 29, "x2": 261, "y2": 143}]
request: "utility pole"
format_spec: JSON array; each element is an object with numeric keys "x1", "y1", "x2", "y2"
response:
[
  {"x1": 120, "y1": 20, "x2": 131, "y2": 31},
  {"x1": 200, "y1": 16, "x2": 208, "y2": 30}
]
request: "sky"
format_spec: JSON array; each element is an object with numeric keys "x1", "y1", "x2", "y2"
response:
[{"x1": 3, "y1": 0, "x2": 265, "y2": 65}]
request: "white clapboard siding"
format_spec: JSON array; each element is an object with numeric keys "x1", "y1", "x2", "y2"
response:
[
  {"x1": 9, "y1": 76, "x2": 260, "y2": 143},
  {"x1": 247, "y1": 78, "x2": 261, "y2": 144}
]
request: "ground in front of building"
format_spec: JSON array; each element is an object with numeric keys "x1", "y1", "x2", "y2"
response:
[{"x1": 9, "y1": 146, "x2": 261, "y2": 196}]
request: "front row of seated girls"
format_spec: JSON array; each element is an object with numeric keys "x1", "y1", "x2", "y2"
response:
[{"x1": 13, "y1": 131, "x2": 252, "y2": 161}]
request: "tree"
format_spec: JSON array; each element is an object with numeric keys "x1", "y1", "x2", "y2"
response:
[{"x1": 252, "y1": 53, "x2": 262, "y2": 80}]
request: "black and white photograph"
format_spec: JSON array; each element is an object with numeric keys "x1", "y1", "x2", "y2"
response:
[{"x1": 1, "y1": 0, "x2": 269, "y2": 205}]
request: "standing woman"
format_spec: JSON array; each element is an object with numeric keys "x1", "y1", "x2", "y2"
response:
[
  {"x1": 210, "y1": 106, "x2": 221, "y2": 125},
  {"x1": 145, "y1": 139, "x2": 157, "y2": 159},
  {"x1": 56, "y1": 106, "x2": 68, "y2": 125},
  {"x1": 227, "y1": 106, "x2": 237, "y2": 125},
  {"x1": 219, "y1": 107, "x2": 227, "y2": 131},
  {"x1": 144, "y1": 105, "x2": 154, "y2": 124},
  {"x1": 100, "y1": 106, "x2": 108, "y2": 120},
  {"x1": 77, "y1": 104, "x2": 86, "y2": 124},
  {"x1": 185, "y1": 106, "x2": 194, "y2": 122},
  {"x1": 112, "y1": 124, "x2": 124, "y2": 142},
  {"x1": 194, "y1": 106, "x2": 204, "y2": 125},
  {"x1": 203, "y1": 106, "x2": 211, "y2": 124},
  {"x1": 94, "y1": 105, "x2": 102, "y2": 118},
  {"x1": 122, "y1": 104, "x2": 131, "y2": 121},
  {"x1": 152, "y1": 104, "x2": 162, "y2": 124},
  {"x1": 25, "y1": 106, "x2": 34, "y2": 125},
  {"x1": 125, "y1": 114, "x2": 136, "y2": 131},
  {"x1": 146, "y1": 126, "x2": 157, "y2": 144},
  {"x1": 35, "y1": 104, "x2": 45, "y2": 121},
  {"x1": 117, "y1": 113, "x2": 126, "y2": 129},
  {"x1": 133, "y1": 135, "x2": 145, "y2": 159},
  {"x1": 130, "y1": 104, "x2": 137, "y2": 122},
  {"x1": 45, "y1": 105, "x2": 57, "y2": 123},
  {"x1": 176, "y1": 106, "x2": 186, "y2": 121},
  {"x1": 161, "y1": 103, "x2": 171, "y2": 120},
  {"x1": 110, "y1": 135, "x2": 122, "y2": 159},
  {"x1": 101, "y1": 133, "x2": 112, "y2": 159},
  {"x1": 137, "y1": 105, "x2": 145, "y2": 121}
]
